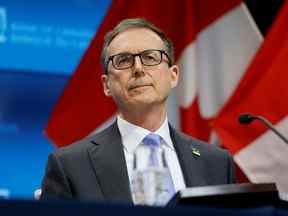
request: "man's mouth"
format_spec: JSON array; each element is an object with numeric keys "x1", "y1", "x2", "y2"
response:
[{"x1": 129, "y1": 84, "x2": 152, "y2": 90}]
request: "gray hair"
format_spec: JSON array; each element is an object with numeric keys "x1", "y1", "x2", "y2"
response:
[{"x1": 101, "y1": 18, "x2": 174, "y2": 73}]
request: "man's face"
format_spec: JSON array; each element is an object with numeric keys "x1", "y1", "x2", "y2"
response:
[{"x1": 101, "y1": 27, "x2": 179, "y2": 111}]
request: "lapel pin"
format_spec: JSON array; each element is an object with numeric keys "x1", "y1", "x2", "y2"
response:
[{"x1": 192, "y1": 148, "x2": 201, "y2": 157}]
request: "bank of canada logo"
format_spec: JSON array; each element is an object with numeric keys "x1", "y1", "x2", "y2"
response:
[{"x1": 0, "y1": 7, "x2": 7, "y2": 43}]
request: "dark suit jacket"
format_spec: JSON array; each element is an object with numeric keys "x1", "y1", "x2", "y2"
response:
[{"x1": 41, "y1": 121, "x2": 235, "y2": 202}]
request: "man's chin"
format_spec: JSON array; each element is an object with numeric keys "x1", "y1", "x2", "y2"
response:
[{"x1": 127, "y1": 96, "x2": 162, "y2": 108}]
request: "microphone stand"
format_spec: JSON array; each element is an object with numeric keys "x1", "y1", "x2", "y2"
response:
[{"x1": 239, "y1": 113, "x2": 288, "y2": 145}]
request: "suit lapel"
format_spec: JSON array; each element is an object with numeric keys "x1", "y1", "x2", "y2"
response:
[
  {"x1": 169, "y1": 126, "x2": 208, "y2": 187},
  {"x1": 87, "y1": 122, "x2": 133, "y2": 203}
]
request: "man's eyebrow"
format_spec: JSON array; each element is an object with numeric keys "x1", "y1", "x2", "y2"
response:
[{"x1": 110, "y1": 51, "x2": 132, "y2": 56}]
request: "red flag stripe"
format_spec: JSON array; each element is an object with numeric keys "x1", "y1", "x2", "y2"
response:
[{"x1": 180, "y1": 98, "x2": 211, "y2": 142}]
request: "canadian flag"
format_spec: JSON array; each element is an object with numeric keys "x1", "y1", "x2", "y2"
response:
[
  {"x1": 213, "y1": 1, "x2": 288, "y2": 192},
  {"x1": 45, "y1": 0, "x2": 288, "y2": 189}
]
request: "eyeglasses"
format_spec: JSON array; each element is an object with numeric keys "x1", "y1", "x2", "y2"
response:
[{"x1": 106, "y1": 49, "x2": 172, "y2": 72}]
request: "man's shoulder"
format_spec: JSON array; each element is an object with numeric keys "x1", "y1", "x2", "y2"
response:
[
  {"x1": 172, "y1": 128, "x2": 230, "y2": 157},
  {"x1": 53, "y1": 138, "x2": 91, "y2": 158},
  {"x1": 52, "y1": 123, "x2": 115, "y2": 159}
]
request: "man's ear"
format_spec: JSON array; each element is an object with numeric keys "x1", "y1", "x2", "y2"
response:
[
  {"x1": 170, "y1": 64, "x2": 180, "y2": 88},
  {"x1": 101, "y1": 74, "x2": 111, "y2": 96}
]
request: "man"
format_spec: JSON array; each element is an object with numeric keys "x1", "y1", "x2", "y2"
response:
[{"x1": 41, "y1": 18, "x2": 235, "y2": 203}]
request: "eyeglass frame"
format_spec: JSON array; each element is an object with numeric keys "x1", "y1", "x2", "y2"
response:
[{"x1": 105, "y1": 49, "x2": 172, "y2": 74}]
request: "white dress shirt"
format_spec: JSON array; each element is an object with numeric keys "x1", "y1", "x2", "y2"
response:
[{"x1": 117, "y1": 116, "x2": 186, "y2": 193}]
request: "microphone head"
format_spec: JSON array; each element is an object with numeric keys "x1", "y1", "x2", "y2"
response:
[{"x1": 238, "y1": 113, "x2": 255, "y2": 124}]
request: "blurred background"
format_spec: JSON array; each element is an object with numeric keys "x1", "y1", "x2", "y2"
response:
[
  {"x1": 0, "y1": 0, "x2": 284, "y2": 198},
  {"x1": 0, "y1": 0, "x2": 111, "y2": 198}
]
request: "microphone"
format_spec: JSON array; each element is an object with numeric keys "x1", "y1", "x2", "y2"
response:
[{"x1": 238, "y1": 113, "x2": 288, "y2": 145}]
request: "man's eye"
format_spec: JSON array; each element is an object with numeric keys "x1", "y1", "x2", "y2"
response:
[
  {"x1": 143, "y1": 54, "x2": 157, "y2": 61},
  {"x1": 116, "y1": 55, "x2": 131, "y2": 65},
  {"x1": 147, "y1": 55, "x2": 156, "y2": 60}
]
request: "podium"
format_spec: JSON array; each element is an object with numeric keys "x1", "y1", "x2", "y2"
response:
[
  {"x1": 0, "y1": 183, "x2": 288, "y2": 216},
  {"x1": 168, "y1": 183, "x2": 283, "y2": 207}
]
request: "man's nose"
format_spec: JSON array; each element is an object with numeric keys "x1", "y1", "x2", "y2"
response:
[{"x1": 132, "y1": 56, "x2": 145, "y2": 75}]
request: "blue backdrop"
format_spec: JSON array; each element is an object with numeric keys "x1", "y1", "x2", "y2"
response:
[{"x1": 0, "y1": 0, "x2": 111, "y2": 198}]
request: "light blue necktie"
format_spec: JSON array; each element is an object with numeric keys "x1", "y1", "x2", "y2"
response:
[
  {"x1": 142, "y1": 133, "x2": 161, "y2": 167},
  {"x1": 142, "y1": 133, "x2": 175, "y2": 202}
]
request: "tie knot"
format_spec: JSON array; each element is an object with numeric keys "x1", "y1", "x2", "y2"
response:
[{"x1": 142, "y1": 133, "x2": 161, "y2": 148}]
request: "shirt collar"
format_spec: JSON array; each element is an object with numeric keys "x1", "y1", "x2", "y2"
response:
[{"x1": 117, "y1": 115, "x2": 174, "y2": 153}]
